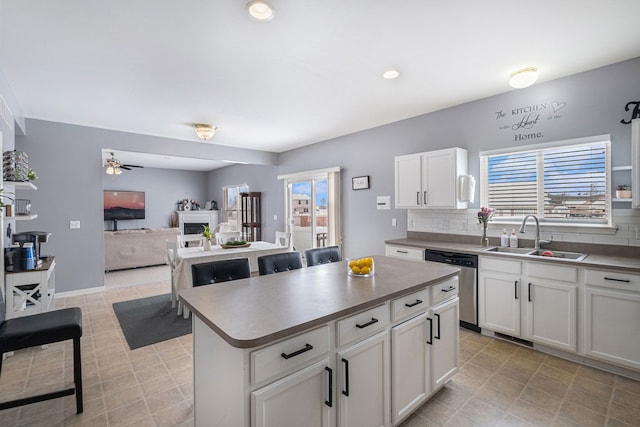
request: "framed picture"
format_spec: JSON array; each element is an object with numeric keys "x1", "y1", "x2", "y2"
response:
[{"x1": 352, "y1": 175, "x2": 370, "y2": 190}]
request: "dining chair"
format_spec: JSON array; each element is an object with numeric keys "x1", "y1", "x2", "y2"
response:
[
  {"x1": 192, "y1": 258, "x2": 251, "y2": 286},
  {"x1": 257, "y1": 251, "x2": 303, "y2": 275},
  {"x1": 305, "y1": 246, "x2": 342, "y2": 267},
  {"x1": 177, "y1": 234, "x2": 206, "y2": 248},
  {"x1": 166, "y1": 240, "x2": 179, "y2": 310},
  {"x1": 274, "y1": 231, "x2": 291, "y2": 248},
  {"x1": 0, "y1": 294, "x2": 83, "y2": 414}
]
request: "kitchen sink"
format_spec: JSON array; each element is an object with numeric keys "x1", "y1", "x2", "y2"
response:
[
  {"x1": 527, "y1": 250, "x2": 588, "y2": 261},
  {"x1": 485, "y1": 247, "x2": 536, "y2": 254},
  {"x1": 485, "y1": 247, "x2": 588, "y2": 261}
]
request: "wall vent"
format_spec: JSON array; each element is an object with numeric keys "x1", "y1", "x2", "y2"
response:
[{"x1": 0, "y1": 95, "x2": 14, "y2": 132}]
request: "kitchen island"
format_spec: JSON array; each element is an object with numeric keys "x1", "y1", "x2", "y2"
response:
[{"x1": 180, "y1": 255, "x2": 460, "y2": 427}]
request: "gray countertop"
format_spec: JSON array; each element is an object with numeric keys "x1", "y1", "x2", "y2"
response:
[
  {"x1": 179, "y1": 255, "x2": 459, "y2": 348},
  {"x1": 386, "y1": 238, "x2": 640, "y2": 273}
]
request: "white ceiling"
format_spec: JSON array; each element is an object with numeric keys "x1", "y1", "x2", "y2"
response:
[{"x1": 3, "y1": 1, "x2": 640, "y2": 170}]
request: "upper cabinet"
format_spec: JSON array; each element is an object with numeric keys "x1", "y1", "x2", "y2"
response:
[{"x1": 395, "y1": 147, "x2": 468, "y2": 209}]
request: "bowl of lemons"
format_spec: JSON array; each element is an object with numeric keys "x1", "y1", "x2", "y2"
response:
[{"x1": 347, "y1": 257, "x2": 375, "y2": 277}]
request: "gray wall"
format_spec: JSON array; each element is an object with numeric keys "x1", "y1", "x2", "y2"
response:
[
  {"x1": 6, "y1": 57, "x2": 640, "y2": 292},
  {"x1": 13, "y1": 120, "x2": 276, "y2": 293},
  {"x1": 103, "y1": 166, "x2": 209, "y2": 231}
]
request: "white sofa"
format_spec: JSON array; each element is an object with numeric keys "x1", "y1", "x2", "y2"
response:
[{"x1": 104, "y1": 228, "x2": 180, "y2": 271}]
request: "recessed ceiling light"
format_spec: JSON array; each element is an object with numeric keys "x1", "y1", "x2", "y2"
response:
[
  {"x1": 382, "y1": 69, "x2": 400, "y2": 80},
  {"x1": 509, "y1": 67, "x2": 539, "y2": 88},
  {"x1": 246, "y1": 0, "x2": 275, "y2": 21}
]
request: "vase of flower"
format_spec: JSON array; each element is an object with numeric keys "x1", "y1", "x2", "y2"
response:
[
  {"x1": 202, "y1": 225, "x2": 213, "y2": 251},
  {"x1": 477, "y1": 206, "x2": 494, "y2": 247}
]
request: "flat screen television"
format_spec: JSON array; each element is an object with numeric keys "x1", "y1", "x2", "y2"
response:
[{"x1": 104, "y1": 190, "x2": 145, "y2": 220}]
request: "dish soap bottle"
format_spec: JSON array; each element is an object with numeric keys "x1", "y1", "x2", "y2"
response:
[
  {"x1": 501, "y1": 229, "x2": 509, "y2": 247},
  {"x1": 509, "y1": 229, "x2": 518, "y2": 248}
]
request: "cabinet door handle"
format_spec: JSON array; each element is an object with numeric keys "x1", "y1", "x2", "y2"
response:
[
  {"x1": 604, "y1": 277, "x2": 631, "y2": 283},
  {"x1": 324, "y1": 366, "x2": 333, "y2": 407},
  {"x1": 427, "y1": 317, "x2": 433, "y2": 345},
  {"x1": 356, "y1": 318, "x2": 379, "y2": 329},
  {"x1": 528, "y1": 282, "x2": 532, "y2": 302},
  {"x1": 417, "y1": 192, "x2": 420, "y2": 205},
  {"x1": 434, "y1": 313, "x2": 441, "y2": 340},
  {"x1": 424, "y1": 191, "x2": 428, "y2": 204},
  {"x1": 514, "y1": 281, "x2": 518, "y2": 300},
  {"x1": 341, "y1": 358, "x2": 349, "y2": 397},
  {"x1": 281, "y1": 343, "x2": 313, "y2": 360},
  {"x1": 405, "y1": 299, "x2": 423, "y2": 308}
]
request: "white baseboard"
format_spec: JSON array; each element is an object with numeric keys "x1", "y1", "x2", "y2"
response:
[{"x1": 55, "y1": 286, "x2": 106, "y2": 298}]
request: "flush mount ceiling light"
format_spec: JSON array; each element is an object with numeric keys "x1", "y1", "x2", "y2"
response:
[
  {"x1": 509, "y1": 67, "x2": 539, "y2": 88},
  {"x1": 382, "y1": 69, "x2": 400, "y2": 80},
  {"x1": 246, "y1": 0, "x2": 275, "y2": 21},
  {"x1": 194, "y1": 124, "x2": 217, "y2": 140}
]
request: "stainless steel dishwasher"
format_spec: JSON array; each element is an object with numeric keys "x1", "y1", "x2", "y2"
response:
[{"x1": 425, "y1": 249, "x2": 480, "y2": 332}]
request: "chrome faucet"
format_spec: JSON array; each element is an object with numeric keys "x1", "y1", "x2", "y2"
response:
[{"x1": 518, "y1": 214, "x2": 551, "y2": 250}]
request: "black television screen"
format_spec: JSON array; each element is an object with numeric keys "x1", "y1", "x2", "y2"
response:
[{"x1": 104, "y1": 191, "x2": 145, "y2": 220}]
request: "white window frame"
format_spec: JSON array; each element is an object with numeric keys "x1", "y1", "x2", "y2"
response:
[
  {"x1": 222, "y1": 184, "x2": 249, "y2": 230},
  {"x1": 480, "y1": 134, "x2": 614, "y2": 231}
]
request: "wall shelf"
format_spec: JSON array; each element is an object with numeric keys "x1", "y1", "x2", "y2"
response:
[{"x1": 612, "y1": 198, "x2": 632, "y2": 203}]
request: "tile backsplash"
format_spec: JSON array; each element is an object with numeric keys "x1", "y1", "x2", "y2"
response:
[{"x1": 407, "y1": 208, "x2": 640, "y2": 247}]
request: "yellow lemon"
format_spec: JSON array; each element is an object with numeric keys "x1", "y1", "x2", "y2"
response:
[
  {"x1": 357, "y1": 258, "x2": 366, "y2": 268},
  {"x1": 351, "y1": 266, "x2": 360, "y2": 274},
  {"x1": 361, "y1": 266, "x2": 371, "y2": 275},
  {"x1": 349, "y1": 260, "x2": 357, "y2": 269},
  {"x1": 365, "y1": 257, "x2": 373, "y2": 267}
]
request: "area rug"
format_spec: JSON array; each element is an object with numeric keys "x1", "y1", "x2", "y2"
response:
[{"x1": 112, "y1": 293, "x2": 191, "y2": 350}]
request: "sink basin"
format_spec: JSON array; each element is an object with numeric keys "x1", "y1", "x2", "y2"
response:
[
  {"x1": 485, "y1": 247, "x2": 535, "y2": 255},
  {"x1": 528, "y1": 250, "x2": 588, "y2": 261}
]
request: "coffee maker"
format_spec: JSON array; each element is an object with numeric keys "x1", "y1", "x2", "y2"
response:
[{"x1": 12, "y1": 231, "x2": 51, "y2": 261}]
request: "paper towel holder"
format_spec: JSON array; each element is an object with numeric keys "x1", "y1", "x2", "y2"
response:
[{"x1": 459, "y1": 175, "x2": 476, "y2": 203}]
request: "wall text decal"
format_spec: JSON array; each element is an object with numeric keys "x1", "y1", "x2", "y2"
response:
[
  {"x1": 620, "y1": 101, "x2": 640, "y2": 124},
  {"x1": 495, "y1": 99, "x2": 568, "y2": 142}
]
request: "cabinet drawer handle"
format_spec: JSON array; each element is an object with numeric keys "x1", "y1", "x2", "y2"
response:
[
  {"x1": 356, "y1": 318, "x2": 379, "y2": 329},
  {"x1": 341, "y1": 358, "x2": 350, "y2": 397},
  {"x1": 427, "y1": 317, "x2": 433, "y2": 345},
  {"x1": 325, "y1": 366, "x2": 333, "y2": 407},
  {"x1": 405, "y1": 299, "x2": 423, "y2": 308},
  {"x1": 441, "y1": 286, "x2": 456, "y2": 293},
  {"x1": 514, "y1": 281, "x2": 518, "y2": 300},
  {"x1": 434, "y1": 313, "x2": 441, "y2": 340},
  {"x1": 528, "y1": 282, "x2": 532, "y2": 302},
  {"x1": 281, "y1": 343, "x2": 313, "y2": 360},
  {"x1": 604, "y1": 277, "x2": 631, "y2": 283}
]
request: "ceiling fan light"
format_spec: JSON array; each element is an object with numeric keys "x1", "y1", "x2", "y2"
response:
[
  {"x1": 509, "y1": 67, "x2": 538, "y2": 88},
  {"x1": 194, "y1": 124, "x2": 217, "y2": 140},
  {"x1": 114, "y1": 167, "x2": 122, "y2": 175},
  {"x1": 106, "y1": 166, "x2": 114, "y2": 175},
  {"x1": 246, "y1": 0, "x2": 274, "y2": 21}
]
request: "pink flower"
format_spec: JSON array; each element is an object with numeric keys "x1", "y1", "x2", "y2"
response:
[{"x1": 477, "y1": 207, "x2": 494, "y2": 225}]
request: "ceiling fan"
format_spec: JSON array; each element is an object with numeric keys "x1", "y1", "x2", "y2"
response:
[{"x1": 104, "y1": 152, "x2": 143, "y2": 175}]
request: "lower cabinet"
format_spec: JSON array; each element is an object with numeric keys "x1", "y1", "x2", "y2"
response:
[
  {"x1": 478, "y1": 257, "x2": 522, "y2": 336},
  {"x1": 251, "y1": 360, "x2": 333, "y2": 427},
  {"x1": 583, "y1": 268, "x2": 640, "y2": 370},
  {"x1": 337, "y1": 331, "x2": 389, "y2": 427},
  {"x1": 391, "y1": 297, "x2": 459, "y2": 426}
]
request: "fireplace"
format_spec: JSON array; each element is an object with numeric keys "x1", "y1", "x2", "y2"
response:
[
  {"x1": 184, "y1": 222, "x2": 208, "y2": 235},
  {"x1": 176, "y1": 210, "x2": 219, "y2": 235}
]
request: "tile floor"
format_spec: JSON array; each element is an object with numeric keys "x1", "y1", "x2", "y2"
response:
[{"x1": 0, "y1": 266, "x2": 639, "y2": 426}]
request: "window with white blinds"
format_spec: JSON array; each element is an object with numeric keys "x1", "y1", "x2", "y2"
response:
[{"x1": 480, "y1": 136, "x2": 611, "y2": 224}]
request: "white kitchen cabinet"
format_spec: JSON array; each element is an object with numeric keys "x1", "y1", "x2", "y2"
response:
[
  {"x1": 390, "y1": 288, "x2": 459, "y2": 426},
  {"x1": 252, "y1": 359, "x2": 333, "y2": 427},
  {"x1": 394, "y1": 147, "x2": 468, "y2": 209},
  {"x1": 391, "y1": 312, "x2": 431, "y2": 425},
  {"x1": 384, "y1": 244, "x2": 424, "y2": 262},
  {"x1": 431, "y1": 297, "x2": 459, "y2": 389},
  {"x1": 632, "y1": 118, "x2": 639, "y2": 209},
  {"x1": 337, "y1": 331, "x2": 389, "y2": 427},
  {"x1": 478, "y1": 257, "x2": 522, "y2": 336},
  {"x1": 583, "y1": 268, "x2": 640, "y2": 370}
]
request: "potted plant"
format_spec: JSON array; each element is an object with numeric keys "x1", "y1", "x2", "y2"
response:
[
  {"x1": 202, "y1": 225, "x2": 213, "y2": 250},
  {"x1": 616, "y1": 185, "x2": 632, "y2": 199}
]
